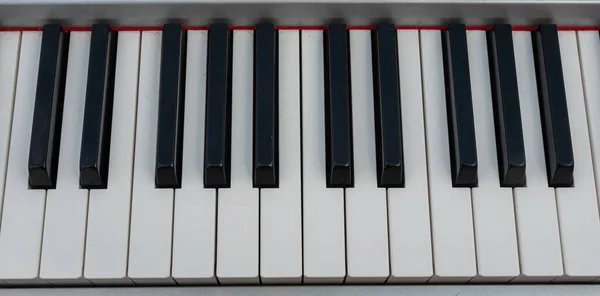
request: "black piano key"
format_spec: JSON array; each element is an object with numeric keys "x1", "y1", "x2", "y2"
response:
[
  {"x1": 155, "y1": 23, "x2": 186, "y2": 188},
  {"x1": 324, "y1": 23, "x2": 354, "y2": 188},
  {"x1": 487, "y1": 24, "x2": 527, "y2": 187},
  {"x1": 204, "y1": 23, "x2": 232, "y2": 188},
  {"x1": 372, "y1": 22, "x2": 405, "y2": 188},
  {"x1": 28, "y1": 24, "x2": 70, "y2": 189},
  {"x1": 253, "y1": 23, "x2": 278, "y2": 188},
  {"x1": 442, "y1": 24, "x2": 478, "y2": 187},
  {"x1": 80, "y1": 24, "x2": 118, "y2": 189},
  {"x1": 532, "y1": 24, "x2": 574, "y2": 187}
]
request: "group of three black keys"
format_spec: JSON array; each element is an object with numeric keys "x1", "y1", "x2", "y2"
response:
[{"x1": 27, "y1": 21, "x2": 573, "y2": 191}]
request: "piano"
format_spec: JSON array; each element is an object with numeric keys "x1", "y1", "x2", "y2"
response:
[{"x1": 0, "y1": 0, "x2": 600, "y2": 295}]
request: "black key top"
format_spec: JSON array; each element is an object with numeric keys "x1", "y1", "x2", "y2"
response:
[
  {"x1": 372, "y1": 22, "x2": 404, "y2": 188},
  {"x1": 204, "y1": 23, "x2": 232, "y2": 188},
  {"x1": 155, "y1": 23, "x2": 186, "y2": 188},
  {"x1": 29, "y1": 24, "x2": 69, "y2": 189},
  {"x1": 442, "y1": 24, "x2": 478, "y2": 187},
  {"x1": 531, "y1": 24, "x2": 574, "y2": 187},
  {"x1": 324, "y1": 23, "x2": 354, "y2": 188},
  {"x1": 80, "y1": 24, "x2": 118, "y2": 189},
  {"x1": 253, "y1": 23, "x2": 278, "y2": 188},
  {"x1": 487, "y1": 24, "x2": 527, "y2": 187}
]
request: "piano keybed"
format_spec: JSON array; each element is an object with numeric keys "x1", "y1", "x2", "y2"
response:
[{"x1": 0, "y1": 0, "x2": 598, "y2": 291}]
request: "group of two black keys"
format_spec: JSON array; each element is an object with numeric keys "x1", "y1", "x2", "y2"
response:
[{"x1": 27, "y1": 21, "x2": 574, "y2": 192}]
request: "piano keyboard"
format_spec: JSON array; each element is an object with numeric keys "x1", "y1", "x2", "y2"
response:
[{"x1": 0, "y1": 22, "x2": 599, "y2": 286}]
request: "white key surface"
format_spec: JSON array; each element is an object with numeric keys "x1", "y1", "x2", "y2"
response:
[
  {"x1": 216, "y1": 30, "x2": 259, "y2": 284},
  {"x1": 345, "y1": 30, "x2": 389, "y2": 283},
  {"x1": 553, "y1": 31, "x2": 600, "y2": 281},
  {"x1": 260, "y1": 30, "x2": 302, "y2": 284},
  {"x1": 83, "y1": 31, "x2": 139, "y2": 285},
  {"x1": 420, "y1": 30, "x2": 476, "y2": 283},
  {"x1": 0, "y1": 32, "x2": 20, "y2": 283},
  {"x1": 466, "y1": 30, "x2": 519, "y2": 282},
  {"x1": 0, "y1": 32, "x2": 47, "y2": 285},
  {"x1": 301, "y1": 30, "x2": 346, "y2": 283},
  {"x1": 172, "y1": 30, "x2": 217, "y2": 285},
  {"x1": 127, "y1": 31, "x2": 174, "y2": 285},
  {"x1": 511, "y1": 31, "x2": 563, "y2": 282},
  {"x1": 39, "y1": 32, "x2": 90, "y2": 285},
  {"x1": 387, "y1": 29, "x2": 433, "y2": 283},
  {"x1": 579, "y1": 30, "x2": 600, "y2": 283}
]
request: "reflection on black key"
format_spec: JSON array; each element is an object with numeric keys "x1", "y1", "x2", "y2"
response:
[
  {"x1": 80, "y1": 24, "x2": 118, "y2": 189},
  {"x1": 372, "y1": 22, "x2": 404, "y2": 188},
  {"x1": 532, "y1": 24, "x2": 574, "y2": 187},
  {"x1": 253, "y1": 23, "x2": 278, "y2": 188},
  {"x1": 156, "y1": 23, "x2": 186, "y2": 188},
  {"x1": 487, "y1": 24, "x2": 526, "y2": 187},
  {"x1": 29, "y1": 24, "x2": 69, "y2": 189},
  {"x1": 324, "y1": 23, "x2": 354, "y2": 188},
  {"x1": 442, "y1": 24, "x2": 478, "y2": 187},
  {"x1": 204, "y1": 23, "x2": 232, "y2": 188}
]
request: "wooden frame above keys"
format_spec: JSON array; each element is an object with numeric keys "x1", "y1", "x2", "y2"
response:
[{"x1": 1, "y1": 1, "x2": 600, "y2": 27}]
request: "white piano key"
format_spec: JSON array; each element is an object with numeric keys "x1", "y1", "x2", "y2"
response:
[
  {"x1": 344, "y1": 30, "x2": 389, "y2": 283},
  {"x1": 301, "y1": 30, "x2": 346, "y2": 283},
  {"x1": 579, "y1": 30, "x2": 600, "y2": 284},
  {"x1": 466, "y1": 30, "x2": 520, "y2": 283},
  {"x1": 511, "y1": 31, "x2": 563, "y2": 283},
  {"x1": 83, "y1": 31, "x2": 139, "y2": 285},
  {"x1": 386, "y1": 29, "x2": 433, "y2": 284},
  {"x1": 127, "y1": 31, "x2": 174, "y2": 285},
  {"x1": 216, "y1": 30, "x2": 259, "y2": 284},
  {"x1": 39, "y1": 32, "x2": 90, "y2": 285},
  {"x1": 552, "y1": 31, "x2": 600, "y2": 282},
  {"x1": 0, "y1": 32, "x2": 21, "y2": 286},
  {"x1": 259, "y1": 30, "x2": 302, "y2": 284},
  {"x1": 420, "y1": 30, "x2": 476, "y2": 283},
  {"x1": 172, "y1": 30, "x2": 217, "y2": 285},
  {"x1": 0, "y1": 32, "x2": 47, "y2": 285}
]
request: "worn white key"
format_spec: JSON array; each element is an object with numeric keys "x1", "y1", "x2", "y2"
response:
[
  {"x1": 0, "y1": 32, "x2": 21, "y2": 286},
  {"x1": 578, "y1": 30, "x2": 600, "y2": 284},
  {"x1": 420, "y1": 30, "x2": 476, "y2": 283},
  {"x1": 301, "y1": 30, "x2": 346, "y2": 283},
  {"x1": 0, "y1": 32, "x2": 47, "y2": 285},
  {"x1": 511, "y1": 31, "x2": 563, "y2": 283},
  {"x1": 345, "y1": 30, "x2": 389, "y2": 283},
  {"x1": 216, "y1": 30, "x2": 259, "y2": 284},
  {"x1": 260, "y1": 30, "x2": 302, "y2": 284},
  {"x1": 466, "y1": 30, "x2": 520, "y2": 283},
  {"x1": 84, "y1": 31, "x2": 139, "y2": 285},
  {"x1": 39, "y1": 32, "x2": 91, "y2": 285},
  {"x1": 387, "y1": 29, "x2": 433, "y2": 284},
  {"x1": 552, "y1": 31, "x2": 600, "y2": 282},
  {"x1": 172, "y1": 30, "x2": 217, "y2": 285},
  {"x1": 127, "y1": 31, "x2": 174, "y2": 285}
]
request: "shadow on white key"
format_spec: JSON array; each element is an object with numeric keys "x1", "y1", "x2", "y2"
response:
[
  {"x1": 39, "y1": 32, "x2": 91, "y2": 286},
  {"x1": 420, "y1": 30, "x2": 476, "y2": 283},
  {"x1": 550, "y1": 31, "x2": 600, "y2": 282},
  {"x1": 127, "y1": 31, "x2": 175, "y2": 285},
  {"x1": 466, "y1": 30, "x2": 519, "y2": 283},
  {"x1": 83, "y1": 31, "x2": 139, "y2": 286},
  {"x1": 0, "y1": 32, "x2": 48, "y2": 285},
  {"x1": 344, "y1": 30, "x2": 389, "y2": 284},
  {"x1": 578, "y1": 31, "x2": 600, "y2": 284},
  {"x1": 511, "y1": 31, "x2": 563, "y2": 283},
  {"x1": 387, "y1": 30, "x2": 433, "y2": 284},
  {"x1": 0, "y1": 32, "x2": 21, "y2": 286},
  {"x1": 301, "y1": 30, "x2": 346, "y2": 284},
  {"x1": 172, "y1": 30, "x2": 217, "y2": 285},
  {"x1": 259, "y1": 30, "x2": 302, "y2": 284},
  {"x1": 216, "y1": 30, "x2": 259, "y2": 284}
]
